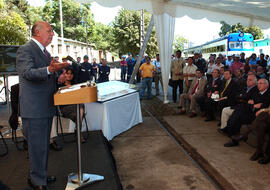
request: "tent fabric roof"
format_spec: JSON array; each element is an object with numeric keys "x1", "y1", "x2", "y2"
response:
[{"x1": 77, "y1": 0, "x2": 270, "y2": 28}]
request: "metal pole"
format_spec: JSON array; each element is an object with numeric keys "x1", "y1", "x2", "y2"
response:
[
  {"x1": 4, "y1": 75, "x2": 10, "y2": 115},
  {"x1": 129, "y1": 15, "x2": 154, "y2": 84},
  {"x1": 85, "y1": 6, "x2": 89, "y2": 55},
  {"x1": 71, "y1": 104, "x2": 84, "y2": 185},
  {"x1": 59, "y1": 0, "x2": 64, "y2": 55},
  {"x1": 140, "y1": 9, "x2": 144, "y2": 49}
]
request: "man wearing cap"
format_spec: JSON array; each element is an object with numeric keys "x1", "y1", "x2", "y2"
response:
[
  {"x1": 120, "y1": 56, "x2": 127, "y2": 82},
  {"x1": 225, "y1": 55, "x2": 233, "y2": 67},
  {"x1": 230, "y1": 54, "x2": 244, "y2": 76},
  {"x1": 78, "y1": 55, "x2": 94, "y2": 83},
  {"x1": 126, "y1": 53, "x2": 136, "y2": 83}
]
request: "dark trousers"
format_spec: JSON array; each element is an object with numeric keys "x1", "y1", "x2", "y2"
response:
[
  {"x1": 121, "y1": 66, "x2": 127, "y2": 82},
  {"x1": 247, "y1": 112, "x2": 270, "y2": 154},
  {"x1": 204, "y1": 98, "x2": 218, "y2": 119},
  {"x1": 226, "y1": 104, "x2": 255, "y2": 137},
  {"x1": 196, "y1": 95, "x2": 206, "y2": 113},
  {"x1": 172, "y1": 79, "x2": 183, "y2": 103},
  {"x1": 22, "y1": 117, "x2": 53, "y2": 186}
]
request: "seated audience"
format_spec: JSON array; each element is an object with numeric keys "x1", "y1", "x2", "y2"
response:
[
  {"x1": 220, "y1": 74, "x2": 258, "y2": 129},
  {"x1": 204, "y1": 70, "x2": 237, "y2": 121},
  {"x1": 179, "y1": 69, "x2": 207, "y2": 117},
  {"x1": 232, "y1": 107, "x2": 270, "y2": 164},
  {"x1": 57, "y1": 68, "x2": 86, "y2": 142},
  {"x1": 223, "y1": 79, "x2": 270, "y2": 147},
  {"x1": 197, "y1": 69, "x2": 222, "y2": 117}
]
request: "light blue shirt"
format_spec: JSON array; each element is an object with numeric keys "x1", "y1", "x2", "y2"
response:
[
  {"x1": 152, "y1": 60, "x2": 161, "y2": 73},
  {"x1": 249, "y1": 59, "x2": 257, "y2": 65}
]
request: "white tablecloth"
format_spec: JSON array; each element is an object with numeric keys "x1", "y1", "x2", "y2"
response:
[{"x1": 69, "y1": 92, "x2": 142, "y2": 140}]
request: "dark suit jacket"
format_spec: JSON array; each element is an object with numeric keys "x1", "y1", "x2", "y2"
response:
[
  {"x1": 204, "y1": 77, "x2": 222, "y2": 96},
  {"x1": 254, "y1": 89, "x2": 270, "y2": 109},
  {"x1": 16, "y1": 40, "x2": 56, "y2": 118},
  {"x1": 220, "y1": 78, "x2": 238, "y2": 106},
  {"x1": 236, "y1": 85, "x2": 259, "y2": 104}
]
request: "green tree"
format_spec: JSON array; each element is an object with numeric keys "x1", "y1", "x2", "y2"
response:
[
  {"x1": 0, "y1": 1, "x2": 28, "y2": 45},
  {"x1": 173, "y1": 35, "x2": 188, "y2": 52},
  {"x1": 42, "y1": 0, "x2": 95, "y2": 43},
  {"x1": 93, "y1": 23, "x2": 114, "y2": 53},
  {"x1": 219, "y1": 21, "x2": 264, "y2": 40},
  {"x1": 112, "y1": 9, "x2": 158, "y2": 58},
  {"x1": 6, "y1": 0, "x2": 42, "y2": 36}
]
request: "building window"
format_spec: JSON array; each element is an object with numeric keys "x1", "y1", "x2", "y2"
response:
[
  {"x1": 51, "y1": 45, "x2": 54, "y2": 54},
  {"x1": 66, "y1": 45, "x2": 70, "y2": 54},
  {"x1": 58, "y1": 45, "x2": 62, "y2": 54}
]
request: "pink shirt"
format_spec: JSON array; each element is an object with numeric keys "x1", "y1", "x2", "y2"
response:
[
  {"x1": 230, "y1": 61, "x2": 244, "y2": 74},
  {"x1": 120, "y1": 60, "x2": 127, "y2": 66}
]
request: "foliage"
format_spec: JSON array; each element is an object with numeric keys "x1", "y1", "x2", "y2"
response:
[
  {"x1": 42, "y1": 0, "x2": 95, "y2": 43},
  {"x1": 0, "y1": 1, "x2": 28, "y2": 45},
  {"x1": 92, "y1": 23, "x2": 114, "y2": 52},
  {"x1": 112, "y1": 9, "x2": 158, "y2": 58},
  {"x1": 6, "y1": 0, "x2": 42, "y2": 30},
  {"x1": 173, "y1": 35, "x2": 188, "y2": 53},
  {"x1": 219, "y1": 21, "x2": 264, "y2": 40}
]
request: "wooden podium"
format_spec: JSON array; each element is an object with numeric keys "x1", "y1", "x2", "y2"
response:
[{"x1": 54, "y1": 82, "x2": 104, "y2": 190}]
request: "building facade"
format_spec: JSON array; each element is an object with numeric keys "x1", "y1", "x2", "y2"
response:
[{"x1": 47, "y1": 32, "x2": 115, "y2": 62}]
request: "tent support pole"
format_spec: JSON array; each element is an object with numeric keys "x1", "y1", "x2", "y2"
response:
[{"x1": 129, "y1": 15, "x2": 154, "y2": 85}]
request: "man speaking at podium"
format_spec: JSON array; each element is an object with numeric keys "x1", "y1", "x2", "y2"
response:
[{"x1": 16, "y1": 21, "x2": 69, "y2": 190}]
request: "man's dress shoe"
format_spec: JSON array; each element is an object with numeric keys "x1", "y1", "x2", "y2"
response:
[
  {"x1": 258, "y1": 156, "x2": 270, "y2": 164},
  {"x1": 232, "y1": 134, "x2": 248, "y2": 142},
  {"x1": 28, "y1": 179, "x2": 50, "y2": 190},
  {"x1": 205, "y1": 117, "x2": 214, "y2": 122},
  {"x1": 189, "y1": 112, "x2": 197, "y2": 118},
  {"x1": 50, "y1": 141, "x2": 63, "y2": 151},
  {"x1": 250, "y1": 151, "x2": 264, "y2": 161},
  {"x1": 224, "y1": 140, "x2": 239, "y2": 147},
  {"x1": 179, "y1": 110, "x2": 186, "y2": 115}
]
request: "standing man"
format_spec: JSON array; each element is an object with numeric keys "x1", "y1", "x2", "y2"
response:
[
  {"x1": 92, "y1": 58, "x2": 99, "y2": 82},
  {"x1": 16, "y1": 21, "x2": 69, "y2": 190},
  {"x1": 126, "y1": 53, "x2": 136, "y2": 83},
  {"x1": 183, "y1": 57, "x2": 197, "y2": 93},
  {"x1": 78, "y1": 55, "x2": 94, "y2": 83},
  {"x1": 139, "y1": 56, "x2": 155, "y2": 99},
  {"x1": 171, "y1": 50, "x2": 185, "y2": 103},
  {"x1": 98, "y1": 59, "x2": 110, "y2": 83},
  {"x1": 152, "y1": 54, "x2": 162, "y2": 96},
  {"x1": 76, "y1": 56, "x2": 81, "y2": 64},
  {"x1": 120, "y1": 56, "x2": 127, "y2": 82}
]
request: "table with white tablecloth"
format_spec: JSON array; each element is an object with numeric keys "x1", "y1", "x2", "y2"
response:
[{"x1": 69, "y1": 92, "x2": 142, "y2": 140}]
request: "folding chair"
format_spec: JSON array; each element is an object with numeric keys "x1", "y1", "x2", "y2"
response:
[
  {"x1": 56, "y1": 105, "x2": 90, "y2": 143},
  {"x1": 9, "y1": 83, "x2": 25, "y2": 150},
  {"x1": 0, "y1": 125, "x2": 8, "y2": 157}
]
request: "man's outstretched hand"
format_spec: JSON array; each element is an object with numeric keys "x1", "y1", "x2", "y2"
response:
[{"x1": 48, "y1": 59, "x2": 69, "y2": 73}]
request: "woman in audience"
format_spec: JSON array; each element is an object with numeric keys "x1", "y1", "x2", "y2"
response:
[{"x1": 57, "y1": 68, "x2": 86, "y2": 142}]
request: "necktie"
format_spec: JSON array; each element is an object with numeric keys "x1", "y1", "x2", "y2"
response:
[
  {"x1": 220, "y1": 80, "x2": 229, "y2": 97},
  {"x1": 43, "y1": 48, "x2": 50, "y2": 59},
  {"x1": 192, "y1": 79, "x2": 199, "y2": 94}
]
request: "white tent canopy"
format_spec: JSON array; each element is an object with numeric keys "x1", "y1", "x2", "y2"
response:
[
  {"x1": 78, "y1": 0, "x2": 270, "y2": 29},
  {"x1": 76, "y1": 0, "x2": 270, "y2": 103}
]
